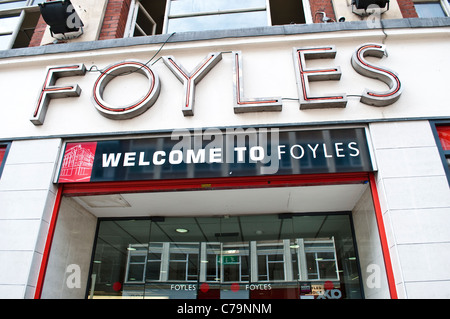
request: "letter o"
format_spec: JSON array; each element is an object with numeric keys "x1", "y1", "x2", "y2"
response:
[
  {"x1": 330, "y1": 289, "x2": 342, "y2": 299},
  {"x1": 290, "y1": 145, "x2": 305, "y2": 159},
  {"x1": 92, "y1": 61, "x2": 161, "y2": 119},
  {"x1": 169, "y1": 150, "x2": 183, "y2": 164},
  {"x1": 250, "y1": 146, "x2": 264, "y2": 161}
]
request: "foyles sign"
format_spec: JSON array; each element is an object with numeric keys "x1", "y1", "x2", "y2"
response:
[
  {"x1": 32, "y1": 43, "x2": 401, "y2": 125},
  {"x1": 57, "y1": 127, "x2": 373, "y2": 183}
]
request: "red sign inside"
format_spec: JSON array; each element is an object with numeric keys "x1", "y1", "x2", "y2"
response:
[
  {"x1": 437, "y1": 126, "x2": 450, "y2": 151},
  {"x1": 0, "y1": 146, "x2": 6, "y2": 166}
]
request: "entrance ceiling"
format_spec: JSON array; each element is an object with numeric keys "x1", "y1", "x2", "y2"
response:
[{"x1": 73, "y1": 184, "x2": 369, "y2": 218}]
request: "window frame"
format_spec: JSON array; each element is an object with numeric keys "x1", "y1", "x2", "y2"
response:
[
  {"x1": 431, "y1": 120, "x2": 450, "y2": 186},
  {"x1": 414, "y1": 0, "x2": 450, "y2": 17},
  {"x1": 124, "y1": 0, "x2": 157, "y2": 38},
  {"x1": 124, "y1": 0, "x2": 312, "y2": 38},
  {"x1": 124, "y1": 244, "x2": 148, "y2": 284},
  {"x1": 163, "y1": 0, "x2": 271, "y2": 34},
  {"x1": 0, "y1": 0, "x2": 44, "y2": 50}
]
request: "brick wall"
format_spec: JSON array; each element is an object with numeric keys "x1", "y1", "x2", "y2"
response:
[
  {"x1": 397, "y1": 0, "x2": 419, "y2": 18},
  {"x1": 28, "y1": 0, "x2": 132, "y2": 47},
  {"x1": 29, "y1": 16, "x2": 48, "y2": 47},
  {"x1": 303, "y1": 0, "x2": 419, "y2": 23},
  {"x1": 98, "y1": 0, "x2": 131, "y2": 40},
  {"x1": 309, "y1": 0, "x2": 337, "y2": 23}
]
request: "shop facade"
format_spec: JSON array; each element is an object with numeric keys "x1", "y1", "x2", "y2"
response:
[{"x1": 0, "y1": 11, "x2": 449, "y2": 299}]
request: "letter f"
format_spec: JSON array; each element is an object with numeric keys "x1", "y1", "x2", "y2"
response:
[{"x1": 31, "y1": 64, "x2": 86, "y2": 125}]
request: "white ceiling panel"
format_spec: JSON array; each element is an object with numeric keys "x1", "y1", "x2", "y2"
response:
[{"x1": 73, "y1": 183, "x2": 369, "y2": 218}]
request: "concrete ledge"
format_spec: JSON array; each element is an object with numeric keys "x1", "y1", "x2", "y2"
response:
[{"x1": 0, "y1": 17, "x2": 449, "y2": 59}]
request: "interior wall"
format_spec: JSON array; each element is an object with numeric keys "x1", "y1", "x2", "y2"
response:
[
  {"x1": 352, "y1": 186, "x2": 390, "y2": 299},
  {"x1": 41, "y1": 197, "x2": 97, "y2": 299}
]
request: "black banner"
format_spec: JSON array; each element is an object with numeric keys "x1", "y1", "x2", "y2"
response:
[{"x1": 58, "y1": 127, "x2": 373, "y2": 183}]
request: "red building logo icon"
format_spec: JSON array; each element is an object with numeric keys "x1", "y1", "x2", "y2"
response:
[{"x1": 58, "y1": 142, "x2": 97, "y2": 183}]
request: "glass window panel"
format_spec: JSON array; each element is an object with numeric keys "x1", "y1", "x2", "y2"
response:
[
  {"x1": 30, "y1": 0, "x2": 46, "y2": 5},
  {"x1": 148, "y1": 252, "x2": 161, "y2": 261},
  {"x1": 437, "y1": 126, "x2": 450, "y2": 150},
  {"x1": 318, "y1": 260, "x2": 338, "y2": 279},
  {"x1": 206, "y1": 253, "x2": 219, "y2": 281},
  {"x1": 415, "y1": 2, "x2": 446, "y2": 17},
  {"x1": 0, "y1": 15, "x2": 20, "y2": 33},
  {"x1": 129, "y1": 255, "x2": 146, "y2": 263},
  {"x1": 258, "y1": 255, "x2": 268, "y2": 280},
  {"x1": 168, "y1": 261, "x2": 187, "y2": 280},
  {"x1": 268, "y1": 254, "x2": 284, "y2": 262},
  {"x1": 169, "y1": 0, "x2": 266, "y2": 15},
  {"x1": 291, "y1": 250, "x2": 299, "y2": 281},
  {"x1": 223, "y1": 263, "x2": 239, "y2": 282},
  {"x1": 127, "y1": 264, "x2": 145, "y2": 282},
  {"x1": 268, "y1": 262, "x2": 284, "y2": 281},
  {"x1": 0, "y1": 146, "x2": 6, "y2": 165},
  {"x1": 170, "y1": 253, "x2": 187, "y2": 261},
  {"x1": 0, "y1": 1, "x2": 27, "y2": 10},
  {"x1": 0, "y1": 34, "x2": 10, "y2": 50},
  {"x1": 188, "y1": 254, "x2": 199, "y2": 276},
  {"x1": 87, "y1": 214, "x2": 370, "y2": 299},
  {"x1": 147, "y1": 261, "x2": 161, "y2": 280},
  {"x1": 317, "y1": 252, "x2": 335, "y2": 260},
  {"x1": 306, "y1": 252, "x2": 318, "y2": 279},
  {"x1": 167, "y1": 11, "x2": 268, "y2": 33}
]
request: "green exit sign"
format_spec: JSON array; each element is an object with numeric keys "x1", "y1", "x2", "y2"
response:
[{"x1": 217, "y1": 255, "x2": 239, "y2": 265}]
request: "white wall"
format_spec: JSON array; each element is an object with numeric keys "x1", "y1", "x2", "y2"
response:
[
  {"x1": 0, "y1": 138, "x2": 61, "y2": 298},
  {"x1": 0, "y1": 27, "x2": 449, "y2": 139},
  {"x1": 352, "y1": 186, "x2": 390, "y2": 299},
  {"x1": 40, "y1": 197, "x2": 97, "y2": 299},
  {"x1": 369, "y1": 121, "x2": 450, "y2": 298}
]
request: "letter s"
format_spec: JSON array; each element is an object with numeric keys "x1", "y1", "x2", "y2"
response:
[{"x1": 351, "y1": 43, "x2": 402, "y2": 107}]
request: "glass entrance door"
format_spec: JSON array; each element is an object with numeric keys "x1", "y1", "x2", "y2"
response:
[{"x1": 88, "y1": 213, "x2": 363, "y2": 299}]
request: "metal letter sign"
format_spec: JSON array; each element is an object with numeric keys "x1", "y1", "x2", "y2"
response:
[
  {"x1": 163, "y1": 52, "x2": 223, "y2": 116},
  {"x1": 232, "y1": 51, "x2": 282, "y2": 113},
  {"x1": 351, "y1": 43, "x2": 402, "y2": 106},
  {"x1": 31, "y1": 64, "x2": 86, "y2": 125},
  {"x1": 31, "y1": 44, "x2": 402, "y2": 125},
  {"x1": 292, "y1": 46, "x2": 347, "y2": 109},
  {"x1": 92, "y1": 60, "x2": 161, "y2": 119}
]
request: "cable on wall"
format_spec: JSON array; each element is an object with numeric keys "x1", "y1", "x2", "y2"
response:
[{"x1": 86, "y1": 32, "x2": 176, "y2": 76}]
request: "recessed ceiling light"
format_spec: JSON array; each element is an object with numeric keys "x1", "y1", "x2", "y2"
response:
[{"x1": 176, "y1": 228, "x2": 189, "y2": 233}]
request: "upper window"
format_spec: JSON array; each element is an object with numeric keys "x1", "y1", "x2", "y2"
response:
[
  {"x1": 166, "y1": 0, "x2": 269, "y2": 33},
  {"x1": 125, "y1": 0, "x2": 307, "y2": 37},
  {"x1": 0, "y1": 0, "x2": 45, "y2": 50},
  {"x1": 414, "y1": 0, "x2": 450, "y2": 17}
]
